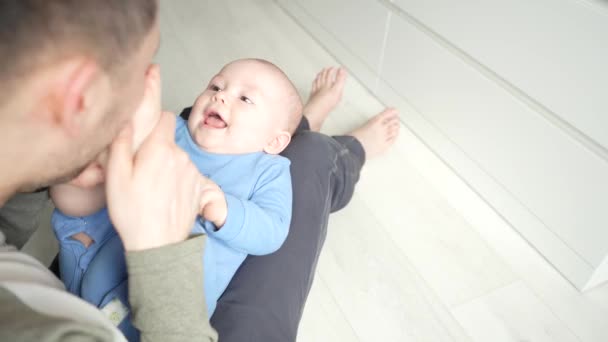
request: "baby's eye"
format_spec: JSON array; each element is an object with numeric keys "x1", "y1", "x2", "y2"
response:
[
  {"x1": 240, "y1": 96, "x2": 254, "y2": 104},
  {"x1": 209, "y1": 84, "x2": 221, "y2": 91}
]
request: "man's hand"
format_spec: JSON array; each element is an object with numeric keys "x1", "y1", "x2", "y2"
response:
[
  {"x1": 200, "y1": 179, "x2": 228, "y2": 229},
  {"x1": 106, "y1": 112, "x2": 204, "y2": 251},
  {"x1": 105, "y1": 66, "x2": 205, "y2": 251},
  {"x1": 131, "y1": 64, "x2": 163, "y2": 153}
]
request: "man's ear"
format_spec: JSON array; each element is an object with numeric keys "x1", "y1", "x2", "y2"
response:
[
  {"x1": 29, "y1": 58, "x2": 100, "y2": 137},
  {"x1": 263, "y1": 131, "x2": 291, "y2": 155}
]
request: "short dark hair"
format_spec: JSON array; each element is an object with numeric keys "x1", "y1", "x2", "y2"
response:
[{"x1": 0, "y1": 0, "x2": 157, "y2": 94}]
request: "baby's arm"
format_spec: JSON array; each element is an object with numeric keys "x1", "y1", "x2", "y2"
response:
[{"x1": 199, "y1": 162, "x2": 292, "y2": 255}]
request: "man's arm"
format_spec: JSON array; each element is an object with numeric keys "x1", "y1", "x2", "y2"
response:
[
  {"x1": 0, "y1": 190, "x2": 50, "y2": 249},
  {"x1": 0, "y1": 230, "x2": 119, "y2": 342},
  {"x1": 0, "y1": 232, "x2": 218, "y2": 342},
  {"x1": 127, "y1": 235, "x2": 218, "y2": 342},
  {"x1": 0, "y1": 287, "x2": 118, "y2": 342}
]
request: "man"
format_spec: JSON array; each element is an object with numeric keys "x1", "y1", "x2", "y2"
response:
[{"x1": 0, "y1": 1, "x2": 217, "y2": 340}]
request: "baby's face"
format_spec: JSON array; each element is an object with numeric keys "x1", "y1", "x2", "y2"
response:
[{"x1": 187, "y1": 60, "x2": 289, "y2": 154}]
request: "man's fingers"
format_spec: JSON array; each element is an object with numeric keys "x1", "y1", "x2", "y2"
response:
[
  {"x1": 106, "y1": 124, "x2": 134, "y2": 195},
  {"x1": 147, "y1": 64, "x2": 161, "y2": 85},
  {"x1": 144, "y1": 111, "x2": 176, "y2": 145},
  {"x1": 198, "y1": 177, "x2": 217, "y2": 211},
  {"x1": 144, "y1": 64, "x2": 161, "y2": 104},
  {"x1": 199, "y1": 191, "x2": 214, "y2": 214}
]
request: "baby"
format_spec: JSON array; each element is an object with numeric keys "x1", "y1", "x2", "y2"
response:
[{"x1": 50, "y1": 58, "x2": 303, "y2": 339}]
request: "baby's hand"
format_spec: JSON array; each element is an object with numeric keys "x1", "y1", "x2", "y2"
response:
[{"x1": 199, "y1": 178, "x2": 228, "y2": 229}]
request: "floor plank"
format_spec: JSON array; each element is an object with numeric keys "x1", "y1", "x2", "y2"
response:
[
  {"x1": 394, "y1": 111, "x2": 608, "y2": 342},
  {"x1": 356, "y1": 148, "x2": 517, "y2": 308},
  {"x1": 452, "y1": 281, "x2": 580, "y2": 342},
  {"x1": 298, "y1": 276, "x2": 361, "y2": 342},
  {"x1": 320, "y1": 197, "x2": 470, "y2": 341}
]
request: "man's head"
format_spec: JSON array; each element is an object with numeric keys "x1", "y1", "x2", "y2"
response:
[
  {"x1": 188, "y1": 58, "x2": 303, "y2": 155},
  {"x1": 0, "y1": 0, "x2": 159, "y2": 198}
]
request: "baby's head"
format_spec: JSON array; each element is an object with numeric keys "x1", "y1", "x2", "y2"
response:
[{"x1": 188, "y1": 58, "x2": 302, "y2": 155}]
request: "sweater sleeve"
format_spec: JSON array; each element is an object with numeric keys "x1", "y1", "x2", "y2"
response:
[
  {"x1": 0, "y1": 230, "x2": 120, "y2": 342},
  {"x1": 202, "y1": 162, "x2": 292, "y2": 255},
  {"x1": 125, "y1": 235, "x2": 218, "y2": 342}
]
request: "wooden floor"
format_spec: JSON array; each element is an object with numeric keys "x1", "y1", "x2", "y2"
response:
[{"x1": 24, "y1": 1, "x2": 608, "y2": 341}]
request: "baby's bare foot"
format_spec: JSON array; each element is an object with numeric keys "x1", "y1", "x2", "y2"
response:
[
  {"x1": 303, "y1": 67, "x2": 347, "y2": 131},
  {"x1": 348, "y1": 108, "x2": 400, "y2": 159}
]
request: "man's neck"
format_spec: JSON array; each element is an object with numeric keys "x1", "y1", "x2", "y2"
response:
[
  {"x1": 0, "y1": 121, "x2": 31, "y2": 206},
  {"x1": 0, "y1": 187, "x2": 16, "y2": 207},
  {"x1": 0, "y1": 156, "x2": 27, "y2": 207}
]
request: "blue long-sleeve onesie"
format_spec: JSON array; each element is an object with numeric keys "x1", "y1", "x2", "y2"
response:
[
  {"x1": 52, "y1": 116, "x2": 292, "y2": 318},
  {"x1": 175, "y1": 117, "x2": 292, "y2": 314}
]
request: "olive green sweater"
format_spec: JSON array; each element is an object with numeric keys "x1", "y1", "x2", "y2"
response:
[{"x1": 0, "y1": 233, "x2": 218, "y2": 342}]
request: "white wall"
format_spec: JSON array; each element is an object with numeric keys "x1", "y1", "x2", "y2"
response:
[{"x1": 277, "y1": 0, "x2": 608, "y2": 291}]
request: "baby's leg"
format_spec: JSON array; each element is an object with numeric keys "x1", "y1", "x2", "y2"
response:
[
  {"x1": 52, "y1": 201, "x2": 137, "y2": 340},
  {"x1": 302, "y1": 67, "x2": 347, "y2": 132},
  {"x1": 51, "y1": 206, "x2": 117, "y2": 295},
  {"x1": 49, "y1": 179, "x2": 110, "y2": 291}
]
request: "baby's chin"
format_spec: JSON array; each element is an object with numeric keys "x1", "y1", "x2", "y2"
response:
[
  {"x1": 193, "y1": 134, "x2": 263, "y2": 155},
  {"x1": 198, "y1": 142, "x2": 258, "y2": 155},
  {"x1": 189, "y1": 121, "x2": 270, "y2": 154}
]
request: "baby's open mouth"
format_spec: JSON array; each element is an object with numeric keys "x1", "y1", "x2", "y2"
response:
[{"x1": 204, "y1": 110, "x2": 227, "y2": 129}]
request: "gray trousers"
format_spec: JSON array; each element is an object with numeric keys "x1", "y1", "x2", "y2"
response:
[
  {"x1": 211, "y1": 118, "x2": 365, "y2": 341},
  {"x1": 0, "y1": 115, "x2": 365, "y2": 342}
]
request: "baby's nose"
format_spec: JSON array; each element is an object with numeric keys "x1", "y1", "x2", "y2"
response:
[{"x1": 213, "y1": 92, "x2": 226, "y2": 104}]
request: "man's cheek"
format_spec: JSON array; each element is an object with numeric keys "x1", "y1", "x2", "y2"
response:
[{"x1": 96, "y1": 150, "x2": 109, "y2": 169}]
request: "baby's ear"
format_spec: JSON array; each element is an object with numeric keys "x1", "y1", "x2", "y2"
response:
[{"x1": 264, "y1": 131, "x2": 291, "y2": 155}]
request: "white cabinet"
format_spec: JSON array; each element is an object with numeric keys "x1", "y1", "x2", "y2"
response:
[
  {"x1": 393, "y1": 0, "x2": 608, "y2": 150},
  {"x1": 295, "y1": 0, "x2": 388, "y2": 73},
  {"x1": 287, "y1": 0, "x2": 389, "y2": 88},
  {"x1": 380, "y1": 11, "x2": 608, "y2": 290},
  {"x1": 278, "y1": 0, "x2": 608, "y2": 291}
]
